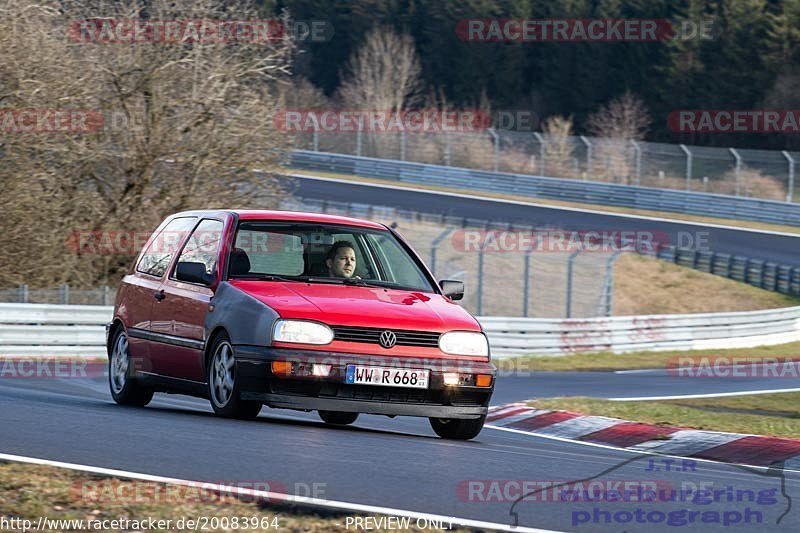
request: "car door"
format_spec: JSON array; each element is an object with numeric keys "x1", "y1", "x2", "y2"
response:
[
  {"x1": 148, "y1": 218, "x2": 225, "y2": 381},
  {"x1": 125, "y1": 216, "x2": 198, "y2": 374}
]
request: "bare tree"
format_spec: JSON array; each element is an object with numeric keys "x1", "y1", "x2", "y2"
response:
[
  {"x1": 336, "y1": 27, "x2": 422, "y2": 113},
  {"x1": 586, "y1": 91, "x2": 650, "y2": 140},
  {"x1": 585, "y1": 92, "x2": 650, "y2": 183},
  {"x1": 0, "y1": 0, "x2": 294, "y2": 288},
  {"x1": 542, "y1": 115, "x2": 575, "y2": 178}
]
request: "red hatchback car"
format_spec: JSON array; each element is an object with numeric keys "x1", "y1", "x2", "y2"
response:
[{"x1": 108, "y1": 210, "x2": 495, "y2": 439}]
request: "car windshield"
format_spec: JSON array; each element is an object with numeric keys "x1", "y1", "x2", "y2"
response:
[{"x1": 228, "y1": 221, "x2": 435, "y2": 292}]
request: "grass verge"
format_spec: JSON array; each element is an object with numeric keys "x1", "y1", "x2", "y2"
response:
[
  {"x1": 527, "y1": 392, "x2": 800, "y2": 439},
  {"x1": 280, "y1": 167, "x2": 800, "y2": 236},
  {"x1": 0, "y1": 462, "x2": 471, "y2": 532},
  {"x1": 493, "y1": 342, "x2": 800, "y2": 372},
  {"x1": 612, "y1": 254, "x2": 800, "y2": 316}
]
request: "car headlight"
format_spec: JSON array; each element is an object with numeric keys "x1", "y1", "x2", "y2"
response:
[
  {"x1": 272, "y1": 320, "x2": 333, "y2": 345},
  {"x1": 439, "y1": 331, "x2": 489, "y2": 357}
]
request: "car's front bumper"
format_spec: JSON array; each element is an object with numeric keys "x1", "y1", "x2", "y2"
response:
[{"x1": 234, "y1": 345, "x2": 495, "y2": 419}]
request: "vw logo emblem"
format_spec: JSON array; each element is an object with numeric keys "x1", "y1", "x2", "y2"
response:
[{"x1": 379, "y1": 330, "x2": 397, "y2": 349}]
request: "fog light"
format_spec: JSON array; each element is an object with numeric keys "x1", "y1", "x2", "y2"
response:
[
  {"x1": 271, "y1": 361, "x2": 292, "y2": 376},
  {"x1": 475, "y1": 374, "x2": 493, "y2": 387},
  {"x1": 443, "y1": 372, "x2": 460, "y2": 386},
  {"x1": 312, "y1": 364, "x2": 332, "y2": 377}
]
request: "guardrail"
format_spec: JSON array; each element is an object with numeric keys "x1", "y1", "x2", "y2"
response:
[
  {"x1": 654, "y1": 246, "x2": 800, "y2": 296},
  {"x1": 289, "y1": 150, "x2": 800, "y2": 227},
  {"x1": 2, "y1": 303, "x2": 799, "y2": 359},
  {"x1": 0, "y1": 303, "x2": 109, "y2": 357},
  {"x1": 480, "y1": 306, "x2": 800, "y2": 358}
]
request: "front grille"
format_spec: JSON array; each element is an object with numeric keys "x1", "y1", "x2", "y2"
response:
[{"x1": 332, "y1": 326, "x2": 441, "y2": 347}]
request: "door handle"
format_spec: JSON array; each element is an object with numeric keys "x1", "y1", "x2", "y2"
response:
[{"x1": 154, "y1": 289, "x2": 166, "y2": 301}]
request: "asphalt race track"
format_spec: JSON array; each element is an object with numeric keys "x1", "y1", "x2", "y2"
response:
[
  {"x1": 287, "y1": 174, "x2": 800, "y2": 267},
  {"x1": 3, "y1": 371, "x2": 800, "y2": 532},
  {"x1": 4, "y1": 178, "x2": 800, "y2": 531}
]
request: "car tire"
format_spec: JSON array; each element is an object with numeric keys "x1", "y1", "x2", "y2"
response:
[
  {"x1": 429, "y1": 415, "x2": 486, "y2": 440},
  {"x1": 318, "y1": 411, "x2": 359, "y2": 425},
  {"x1": 207, "y1": 333, "x2": 262, "y2": 420},
  {"x1": 108, "y1": 328, "x2": 153, "y2": 407}
]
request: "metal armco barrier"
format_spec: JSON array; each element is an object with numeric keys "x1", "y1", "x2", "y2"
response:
[
  {"x1": 2, "y1": 303, "x2": 799, "y2": 359},
  {"x1": 288, "y1": 151, "x2": 800, "y2": 227},
  {"x1": 479, "y1": 306, "x2": 800, "y2": 358},
  {"x1": 0, "y1": 303, "x2": 109, "y2": 356}
]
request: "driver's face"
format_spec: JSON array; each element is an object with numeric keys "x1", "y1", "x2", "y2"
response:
[{"x1": 327, "y1": 247, "x2": 356, "y2": 278}]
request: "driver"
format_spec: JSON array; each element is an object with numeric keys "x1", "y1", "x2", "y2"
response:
[{"x1": 326, "y1": 240, "x2": 357, "y2": 278}]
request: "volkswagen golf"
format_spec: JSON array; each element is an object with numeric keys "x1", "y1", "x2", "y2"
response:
[{"x1": 108, "y1": 210, "x2": 495, "y2": 439}]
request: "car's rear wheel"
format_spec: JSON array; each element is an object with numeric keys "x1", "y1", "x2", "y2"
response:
[
  {"x1": 207, "y1": 333, "x2": 262, "y2": 420},
  {"x1": 318, "y1": 411, "x2": 359, "y2": 425},
  {"x1": 109, "y1": 329, "x2": 153, "y2": 407},
  {"x1": 429, "y1": 415, "x2": 486, "y2": 440}
]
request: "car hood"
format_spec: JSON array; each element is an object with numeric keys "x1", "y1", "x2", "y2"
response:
[{"x1": 229, "y1": 280, "x2": 480, "y2": 332}]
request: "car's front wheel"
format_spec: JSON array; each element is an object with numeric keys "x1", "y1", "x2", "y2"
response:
[
  {"x1": 429, "y1": 415, "x2": 486, "y2": 440},
  {"x1": 109, "y1": 328, "x2": 153, "y2": 407},
  {"x1": 207, "y1": 333, "x2": 262, "y2": 420},
  {"x1": 318, "y1": 411, "x2": 359, "y2": 425}
]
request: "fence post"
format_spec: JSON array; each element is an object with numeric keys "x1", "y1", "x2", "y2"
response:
[
  {"x1": 312, "y1": 123, "x2": 319, "y2": 152},
  {"x1": 680, "y1": 144, "x2": 692, "y2": 191},
  {"x1": 630, "y1": 140, "x2": 642, "y2": 185},
  {"x1": 783, "y1": 151, "x2": 795, "y2": 202},
  {"x1": 488, "y1": 128, "x2": 499, "y2": 172},
  {"x1": 533, "y1": 132, "x2": 546, "y2": 174},
  {"x1": 580, "y1": 135, "x2": 593, "y2": 177},
  {"x1": 19, "y1": 284, "x2": 28, "y2": 303},
  {"x1": 400, "y1": 130, "x2": 407, "y2": 161},
  {"x1": 565, "y1": 250, "x2": 581, "y2": 318},
  {"x1": 445, "y1": 131, "x2": 452, "y2": 166},
  {"x1": 355, "y1": 128, "x2": 362, "y2": 157},
  {"x1": 477, "y1": 240, "x2": 486, "y2": 315},
  {"x1": 730, "y1": 148, "x2": 742, "y2": 196},
  {"x1": 429, "y1": 228, "x2": 453, "y2": 276},
  {"x1": 601, "y1": 251, "x2": 624, "y2": 316},
  {"x1": 59, "y1": 284, "x2": 69, "y2": 305},
  {"x1": 523, "y1": 250, "x2": 533, "y2": 317},
  {"x1": 103, "y1": 285, "x2": 110, "y2": 306}
]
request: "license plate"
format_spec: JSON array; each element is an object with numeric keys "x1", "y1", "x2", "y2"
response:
[{"x1": 345, "y1": 365, "x2": 429, "y2": 389}]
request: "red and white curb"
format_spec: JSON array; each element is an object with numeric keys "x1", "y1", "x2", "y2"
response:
[{"x1": 486, "y1": 403, "x2": 800, "y2": 468}]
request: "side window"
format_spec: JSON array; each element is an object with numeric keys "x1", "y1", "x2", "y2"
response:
[
  {"x1": 367, "y1": 234, "x2": 430, "y2": 288},
  {"x1": 174, "y1": 219, "x2": 224, "y2": 276},
  {"x1": 136, "y1": 217, "x2": 197, "y2": 278}
]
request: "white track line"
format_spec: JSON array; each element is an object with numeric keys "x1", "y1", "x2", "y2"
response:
[
  {"x1": 0, "y1": 452, "x2": 560, "y2": 533},
  {"x1": 289, "y1": 172, "x2": 800, "y2": 238},
  {"x1": 607, "y1": 387, "x2": 800, "y2": 401}
]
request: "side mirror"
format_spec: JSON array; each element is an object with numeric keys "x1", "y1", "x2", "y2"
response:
[
  {"x1": 439, "y1": 280, "x2": 464, "y2": 301},
  {"x1": 176, "y1": 261, "x2": 213, "y2": 285}
]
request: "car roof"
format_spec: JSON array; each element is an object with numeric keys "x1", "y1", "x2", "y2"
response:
[{"x1": 170, "y1": 209, "x2": 387, "y2": 230}]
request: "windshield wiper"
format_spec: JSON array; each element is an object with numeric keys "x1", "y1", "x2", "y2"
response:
[
  {"x1": 342, "y1": 278, "x2": 394, "y2": 288},
  {"x1": 231, "y1": 274, "x2": 302, "y2": 282},
  {"x1": 303, "y1": 277, "x2": 390, "y2": 288}
]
